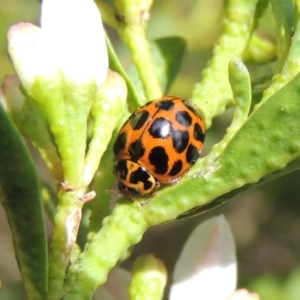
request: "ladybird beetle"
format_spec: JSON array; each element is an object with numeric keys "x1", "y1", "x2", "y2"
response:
[{"x1": 113, "y1": 96, "x2": 205, "y2": 199}]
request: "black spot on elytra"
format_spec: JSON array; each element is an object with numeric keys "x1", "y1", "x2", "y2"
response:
[
  {"x1": 129, "y1": 140, "x2": 145, "y2": 161},
  {"x1": 113, "y1": 132, "x2": 127, "y2": 156},
  {"x1": 149, "y1": 146, "x2": 169, "y2": 174},
  {"x1": 194, "y1": 123, "x2": 205, "y2": 142},
  {"x1": 172, "y1": 130, "x2": 189, "y2": 153},
  {"x1": 130, "y1": 167, "x2": 153, "y2": 191},
  {"x1": 186, "y1": 144, "x2": 199, "y2": 165},
  {"x1": 176, "y1": 111, "x2": 192, "y2": 127},
  {"x1": 156, "y1": 100, "x2": 175, "y2": 111},
  {"x1": 149, "y1": 118, "x2": 172, "y2": 139},
  {"x1": 184, "y1": 100, "x2": 201, "y2": 118},
  {"x1": 169, "y1": 160, "x2": 183, "y2": 176},
  {"x1": 130, "y1": 110, "x2": 149, "y2": 130}
]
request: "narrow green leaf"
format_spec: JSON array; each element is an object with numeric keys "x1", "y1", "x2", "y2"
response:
[
  {"x1": 151, "y1": 37, "x2": 186, "y2": 94},
  {"x1": 106, "y1": 35, "x2": 142, "y2": 111},
  {"x1": 143, "y1": 70, "x2": 300, "y2": 224},
  {"x1": 270, "y1": 0, "x2": 294, "y2": 69},
  {"x1": 128, "y1": 37, "x2": 186, "y2": 101},
  {"x1": 179, "y1": 157, "x2": 300, "y2": 219},
  {"x1": 257, "y1": 17, "x2": 300, "y2": 107},
  {"x1": 41, "y1": 181, "x2": 58, "y2": 224},
  {"x1": 207, "y1": 57, "x2": 252, "y2": 161},
  {"x1": 88, "y1": 144, "x2": 115, "y2": 238},
  {"x1": 0, "y1": 104, "x2": 48, "y2": 299}
]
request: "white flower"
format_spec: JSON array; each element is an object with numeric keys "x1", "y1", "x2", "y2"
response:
[
  {"x1": 7, "y1": 0, "x2": 108, "y2": 92},
  {"x1": 92, "y1": 215, "x2": 259, "y2": 300},
  {"x1": 170, "y1": 215, "x2": 237, "y2": 300}
]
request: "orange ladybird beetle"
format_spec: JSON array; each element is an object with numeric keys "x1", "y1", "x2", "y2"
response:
[{"x1": 113, "y1": 96, "x2": 206, "y2": 199}]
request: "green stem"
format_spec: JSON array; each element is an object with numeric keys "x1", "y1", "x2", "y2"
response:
[
  {"x1": 192, "y1": 0, "x2": 259, "y2": 128},
  {"x1": 62, "y1": 202, "x2": 148, "y2": 299},
  {"x1": 110, "y1": 0, "x2": 161, "y2": 101},
  {"x1": 119, "y1": 25, "x2": 162, "y2": 101},
  {"x1": 60, "y1": 71, "x2": 300, "y2": 298},
  {"x1": 100, "y1": 0, "x2": 161, "y2": 102},
  {"x1": 48, "y1": 190, "x2": 83, "y2": 300},
  {"x1": 97, "y1": 1, "x2": 119, "y2": 28}
]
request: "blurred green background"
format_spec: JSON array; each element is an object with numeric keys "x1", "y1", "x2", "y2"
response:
[{"x1": 1, "y1": 0, "x2": 300, "y2": 299}]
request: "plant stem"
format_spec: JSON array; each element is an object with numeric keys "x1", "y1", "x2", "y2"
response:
[{"x1": 48, "y1": 190, "x2": 83, "y2": 300}]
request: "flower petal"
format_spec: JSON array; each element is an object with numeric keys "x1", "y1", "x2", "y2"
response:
[
  {"x1": 227, "y1": 289, "x2": 260, "y2": 300},
  {"x1": 7, "y1": 23, "x2": 59, "y2": 92},
  {"x1": 170, "y1": 215, "x2": 237, "y2": 300},
  {"x1": 41, "y1": 0, "x2": 108, "y2": 87}
]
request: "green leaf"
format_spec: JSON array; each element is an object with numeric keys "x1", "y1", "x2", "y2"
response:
[
  {"x1": 128, "y1": 37, "x2": 186, "y2": 102},
  {"x1": 143, "y1": 69, "x2": 300, "y2": 224},
  {"x1": 87, "y1": 142, "x2": 115, "y2": 238},
  {"x1": 41, "y1": 181, "x2": 58, "y2": 224},
  {"x1": 151, "y1": 37, "x2": 186, "y2": 94},
  {"x1": 106, "y1": 35, "x2": 142, "y2": 111},
  {"x1": 0, "y1": 104, "x2": 48, "y2": 299},
  {"x1": 270, "y1": 0, "x2": 295, "y2": 68},
  {"x1": 256, "y1": 17, "x2": 300, "y2": 107},
  {"x1": 129, "y1": 254, "x2": 167, "y2": 300},
  {"x1": 192, "y1": 0, "x2": 259, "y2": 128},
  {"x1": 59, "y1": 67, "x2": 300, "y2": 298}
]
